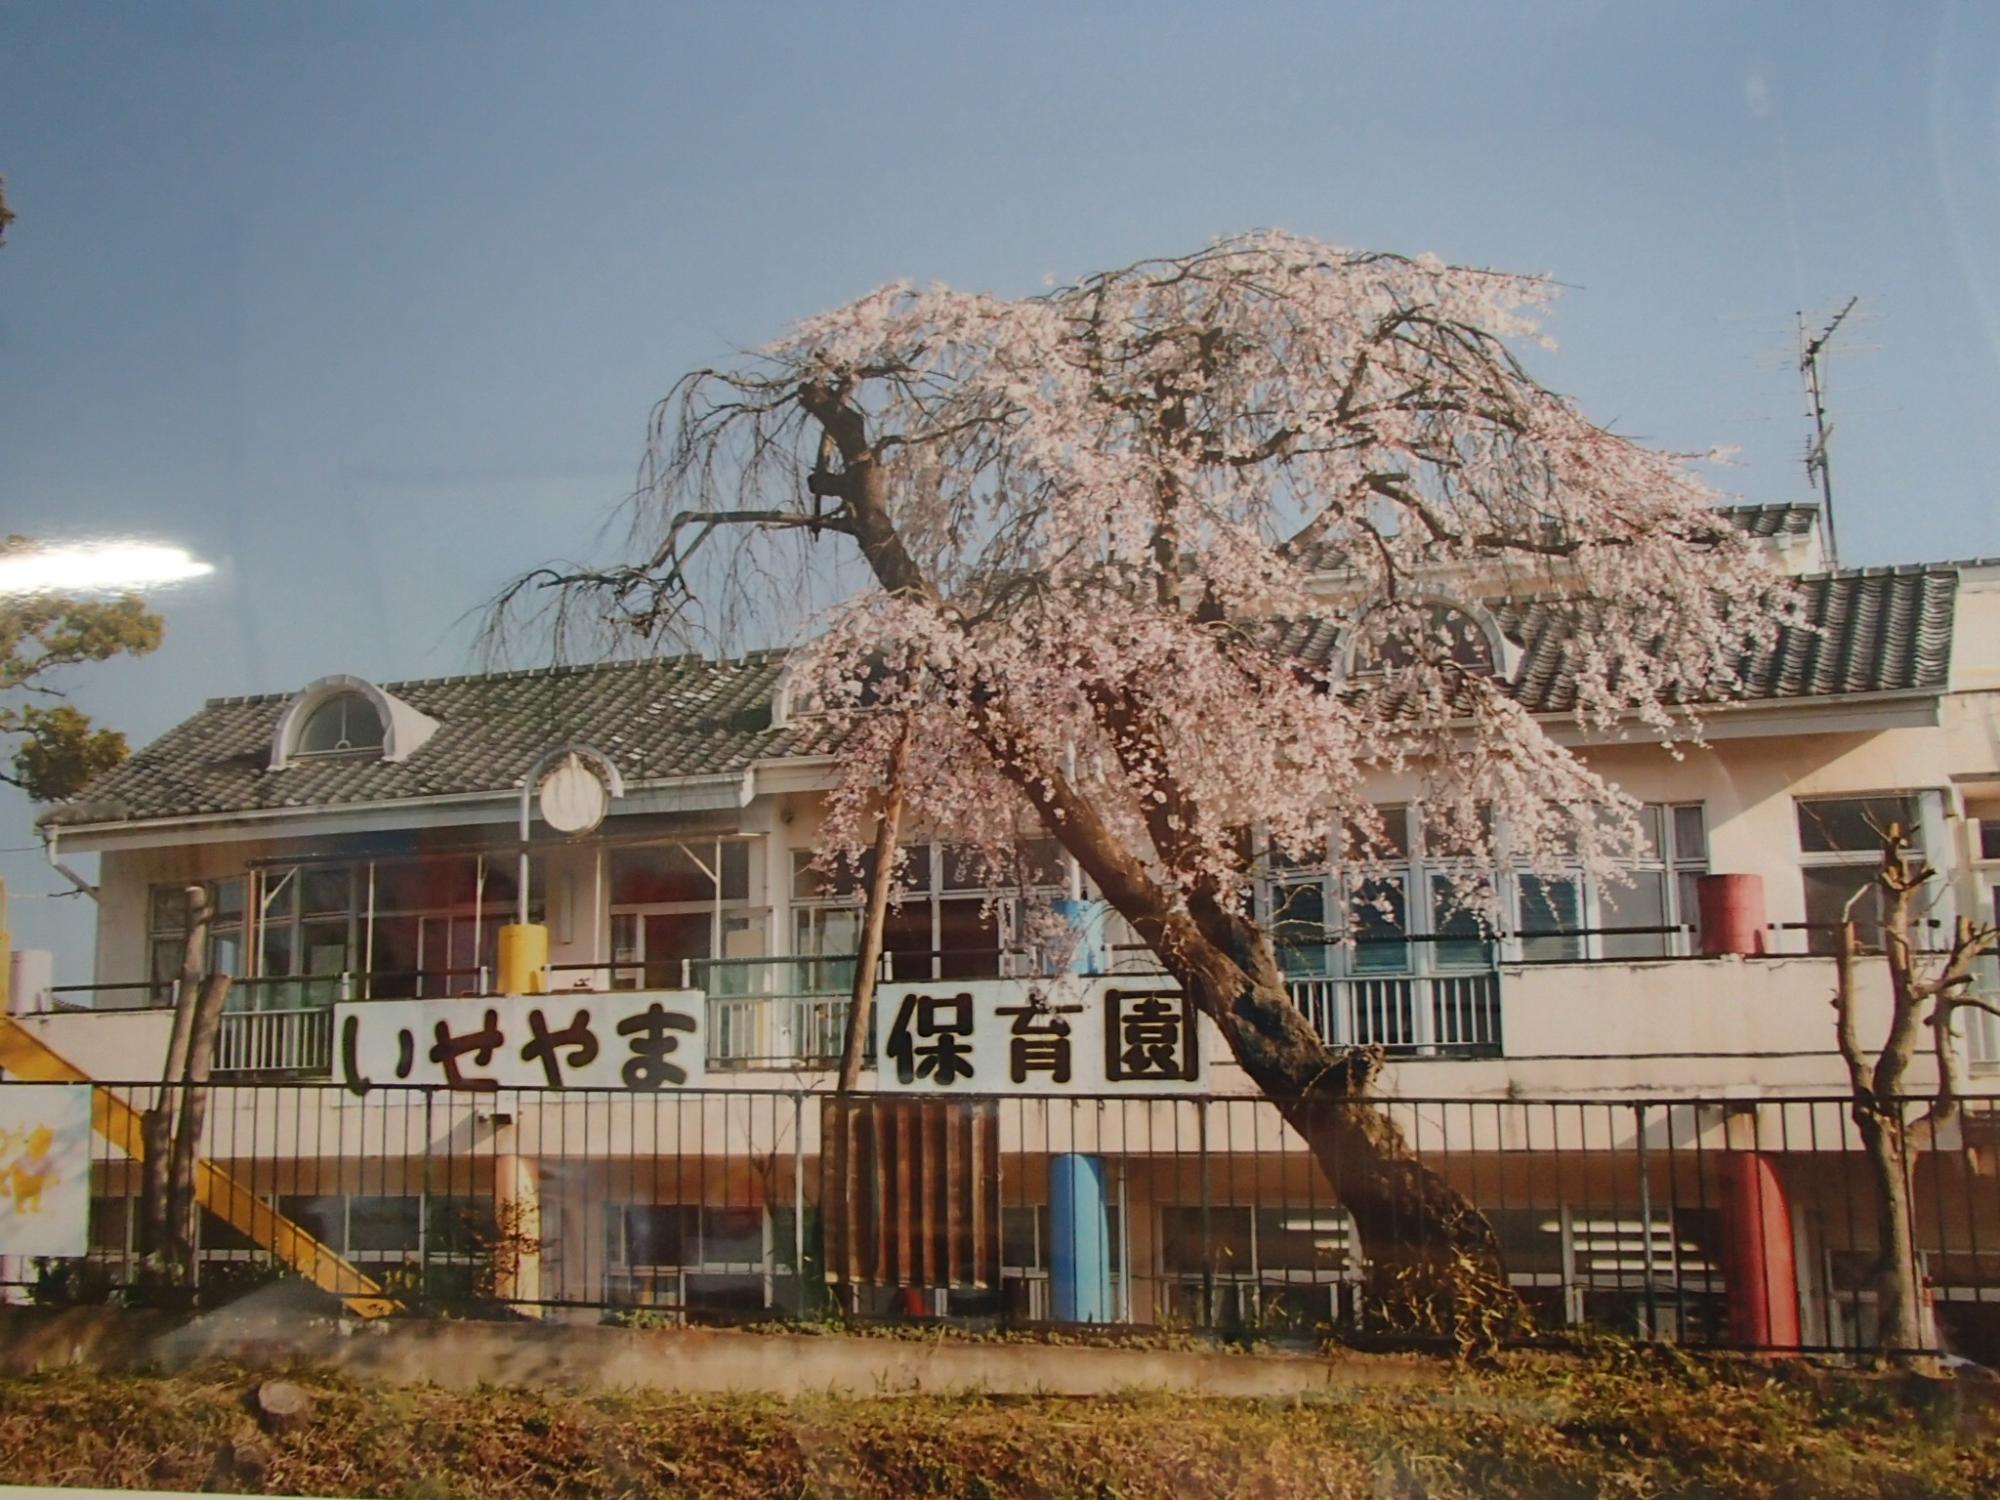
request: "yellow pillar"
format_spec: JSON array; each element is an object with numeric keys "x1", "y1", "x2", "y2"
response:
[{"x1": 496, "y1": 923, "x2": 549, "y2": 996}]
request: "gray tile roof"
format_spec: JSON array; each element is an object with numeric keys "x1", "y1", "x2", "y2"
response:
[
  {"x1": 1273, "y1": 567, "x2": 1955, "y2": 714},
  {"x1": 49, "y1": 567, "x2": 1959, "y2": 829},
  {"x1": 50, "y1": 651, "x2": 847, "y2": 826},
  {"x1": 1493, "y1": 567, "x2": 1956, "y2": 714},
  {"x1": 1714, "y1": 503, "x2": 1822, "y2": 539}
]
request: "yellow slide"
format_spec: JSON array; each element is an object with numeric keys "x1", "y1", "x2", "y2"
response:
[{"x1": 0, "y1": 1016, "x2": 398, "y2": 1318}]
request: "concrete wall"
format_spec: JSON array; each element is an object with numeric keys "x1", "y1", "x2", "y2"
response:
[{"x1": 0, "y1": 1306, "x2": 1439, "y2": 1397}]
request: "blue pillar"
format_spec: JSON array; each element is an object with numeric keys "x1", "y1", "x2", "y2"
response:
[
  {"x1": 1048, "y1": 1152, "x2": 1114, "y2": 1323},
  {"x1": 1049, "y1": 898, "x2": 1111, "y2": 975}
]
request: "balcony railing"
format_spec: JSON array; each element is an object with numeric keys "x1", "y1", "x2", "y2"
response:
[
  {"x1": 215, "y1": 1007, "x2": 336, "y2": 1075},
  {"x1": 47, "y1": 948, "x2": 1510, "y2": 1073},
  {"x1": 1286, "y1": 971, "x2": 1501, "y2": 1056}
]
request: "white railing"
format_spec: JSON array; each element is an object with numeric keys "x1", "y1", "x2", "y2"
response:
[
  {"x1": 1285, "y1": 971, "x2": 1503, "y2": 1055},
  {"x1": 214, "y1": 1008, "x2": 336, "y2": 1074},
  {"x1": 97, "y1": 961, "x2": 1503, "y2": 1075},
  {"x1": 705, "y1": 993, "x2": 853, "y2": 1069}
]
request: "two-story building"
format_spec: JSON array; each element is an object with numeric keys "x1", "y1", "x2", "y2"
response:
[{"x1": 7, "y1": 503, "x2": 2000, "y2": 1354}]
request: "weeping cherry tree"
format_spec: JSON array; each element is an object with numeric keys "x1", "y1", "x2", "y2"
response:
[{"x1": 501, "y1": 232, "x2": 1798, "y2": 1348}]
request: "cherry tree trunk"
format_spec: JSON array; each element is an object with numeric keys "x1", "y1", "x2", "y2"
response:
[{"x1": 1168, "y1": 939, "x2": 1522, "y2": 1351}]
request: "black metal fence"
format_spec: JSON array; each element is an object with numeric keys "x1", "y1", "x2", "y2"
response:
[{"x1": 3, "y1": 1079, "x2": 1996, "y2": 1360}]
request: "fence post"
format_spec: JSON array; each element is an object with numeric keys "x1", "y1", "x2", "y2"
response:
[
  {"x1": 1634, "y1": 1102, "x2": 1658, "y2": 1341},
  {"x1": 420, "y1": 1088, "x2": 435, "y2": 1316},
  {"x1": 1198, "y1": 1097, "x2": 1213, "y2": 1329},
  {"x1": 793, "y1": 1089, "x2": 807, "y2": 1315}
]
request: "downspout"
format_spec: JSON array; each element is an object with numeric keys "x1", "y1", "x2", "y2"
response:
[{"x1": 42, "y1": 826, "x2": 98, "y2": 901}]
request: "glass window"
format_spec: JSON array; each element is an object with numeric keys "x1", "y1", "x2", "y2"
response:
[
  {"x1": 1349, "y1": 878, "x2": 1408, "y2": 973},
  {"x1": 792, "y1": 849, "x2": 862, "y2": 902},
  {"x1": 1422, "y1": 803, "x2": 1493, "y2": 860},
  {"x1": 719, "y1": 841, "x2": 750, "y2": 902},
  {"x1": 301, "y1": 867, "x2": 352, "y2": 916},
  {"x1": 1796, "y1": 795, "x2": 1925, "y2": 954},
  {"x1": 1273, "y1": 879, "x2": 1331, "y2": 976},
  {"x1": 146, "y1": 877, "x2": 248, "y2": 1001},
  {"x1": 297, "y1": 692, "x2": 384, "y2": 755},
  {"x1": 1252, "y1": 1209, "x2": 1354, "y2": 1275},
  {"x1": 1631, "y1": 805, "x2": 1665, "y2": 863},
  {"x1": 430, "y1": 1197, "x2": 497, "y2": 1259},
  {"x1": 701, "y1": 1207, "x2": 765, "y2": 1269},
  {"x1": 1517, "y1": 874, "x2": 1583, "y2": 962},
  {"x1": 1672, "y1": 805, "x2": 1708, "y2": 864},
  {"x1": 614, "y1": 1204, "x2": 693, "y2": 1267},
  {"x1": 611, "y1": 844, "x2": 716, "y2": 906},
  {"x1": 1599, "y1": 870, "x2": 1670, "y2": 960},
  {"x1": 936, "y1": 897, "x2": 1000, "y2": 979},
  {"x1": 941, "y1": 841, "x2": 1066, "y2": 892},
  {"x1": 1347, "y1": 805, "x2": 1412, "y2": 860},
  {"x1": 347, "y1": 1196, "x2": 421, "y2": 1254},
  {"x1": 1804, "y1": 865, "x2": 1885, "y2": 951},
  {"x1": 374, "y1": 858, "x2": 480, "y2": 912},
  {"x1": 1159, "y1": 1205, "x2": 1254, "y2": 1276},
  {"x1": 1429, "y1": 877, "x2": 1491, "y2": 968},
  {"x1": 1797, "y1": 796, "x2": 1920, "y2": 855}
]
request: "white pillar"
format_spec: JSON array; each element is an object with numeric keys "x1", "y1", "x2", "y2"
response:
[{"x1": 7, "y1": 949, "x2": 53, "y2": 1015}]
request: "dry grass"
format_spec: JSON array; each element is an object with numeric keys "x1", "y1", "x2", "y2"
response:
[{"x1": 0, "y1": 1346, "x2": 1995, "y2": 1498}]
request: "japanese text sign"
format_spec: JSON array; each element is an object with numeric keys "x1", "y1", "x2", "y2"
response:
[
  {"x1": 873, "y1": 978, "x2": 1212, "y2": 1094},
  {"x1": 334, "y1": 991, "x2": 706, "y2": 1095}
]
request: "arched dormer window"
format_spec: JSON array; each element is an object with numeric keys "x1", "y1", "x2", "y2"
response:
[
  {"x1": 1338, "y1": 596, "x2": 1511, "y2": 683},
  {"x1": 297, "y1": 692, "x2": 384, "y2": 755},
  {"x1": 269, "y1": 674, "x2": 439, "y2": 770}
]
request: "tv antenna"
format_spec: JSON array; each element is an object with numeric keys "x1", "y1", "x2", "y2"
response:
[{"x1": 1798, "y1": 296, "x2": 1859, "y2": 567}]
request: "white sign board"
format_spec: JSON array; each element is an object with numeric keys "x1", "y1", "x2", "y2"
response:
[
  {"x1": 0, "y1": 1084, "x2": 91, "y2": 1256},
  {"x1": 333, "y1": 991, "x2": 706, "y2": 1094},
  {"x1": 872, "y1": 977, "x2": 1215, "y2": 1094}
]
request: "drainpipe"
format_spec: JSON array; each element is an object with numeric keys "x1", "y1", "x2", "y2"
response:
[{"x1": 41, "y1": 826, "x2": 97, "y2": 901}]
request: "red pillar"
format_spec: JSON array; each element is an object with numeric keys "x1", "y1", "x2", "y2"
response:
[
  {"x1": 1719, "y1": 1151, "x2": 1800, "y2": 1349},
  {"x1": 1697, "y1": 874, "x2": 1767, "y2": 957}
]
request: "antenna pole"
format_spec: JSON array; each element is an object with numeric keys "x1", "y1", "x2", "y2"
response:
[{"x1": 1800, "y1": 296, "x2": 1858, "y2": 568}]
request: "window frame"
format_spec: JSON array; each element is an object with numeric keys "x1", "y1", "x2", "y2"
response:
[
  {"x1": 787, "y1": 839, "x2": 1066, "y2": 984},
  {"x1": 1794, "y1": 792, "x2": 1939, "y2": 957},
  {"x1": 1255, "y1": 802, "x2": 1710, "y2": 976},
  {"x1": 607, "y1": 837, "x2": 766, "y2": 992},
  {"x1": 294, "y1": 691, "x2": 386, "y2": 757}
]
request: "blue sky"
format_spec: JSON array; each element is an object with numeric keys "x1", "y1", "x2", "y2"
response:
[{"x1": 4, "y1": 1, "x2": 1999, "y2": 970}]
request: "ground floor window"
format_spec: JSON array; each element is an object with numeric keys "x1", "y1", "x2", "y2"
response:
[
  {"x1": 603, "y1": 1202, "x2": 797, "y2": 1316},
  {"x1": 89, "y1": 1190, "x2": 495, "y2": 1305},
  {"x1": 1156, "y1": 1205, "x2": 1358, "y2": 1332},
  {"x1": 1488, "y1": 1205, "x2": 1723, "y2": 1340},
  {"x1": 941, "y1": 1204, "x2": 1128, "y2": 1322}
]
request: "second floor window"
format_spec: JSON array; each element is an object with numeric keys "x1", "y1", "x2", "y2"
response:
[
  {"x1": 1797, "y1": 794, "x2": 1928, "y2": 955},
  {"x1": 609, "y1": 839, "x2": 761, "y2": 992},
  {"x1": 146, "y1": 878, "x2": 246, "y2": 1003},
  {"x1": 1262, "y1": 802, "x2": 1710, "y2": 975},
  {"x1": 790, "y1": 840, "x2": 1065, "y2": 983}
]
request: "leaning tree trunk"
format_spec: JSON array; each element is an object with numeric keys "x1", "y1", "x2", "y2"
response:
[
  {"x1": 1166, "y1": 928, "x2": 1525, "y2": 1354},
  {"x1": 1854, "y1": 1098, "x2": 1927, "y2": 1354}
]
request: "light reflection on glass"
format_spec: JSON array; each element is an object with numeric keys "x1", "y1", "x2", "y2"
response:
[{"x1": 0, "y1": 539, "x2": 215, "y2": 595}]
